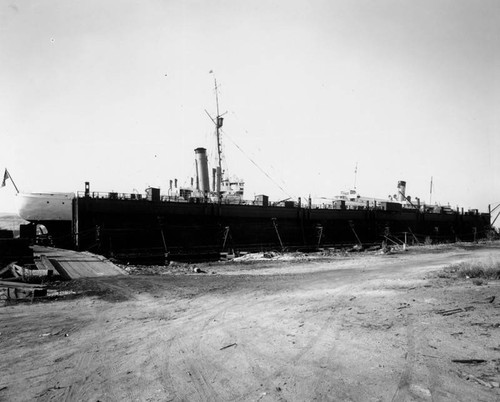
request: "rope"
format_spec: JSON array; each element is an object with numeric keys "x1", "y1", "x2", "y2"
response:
[{"x1": 220, "y1": 128, "x2": 292, "y2": 198}]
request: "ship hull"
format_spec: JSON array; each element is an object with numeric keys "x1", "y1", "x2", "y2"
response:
[
  {"x1": 16, "y1": 192, "x2": 74, "y2": 221},
  {"x1": 16, "y1": 192, "x2": 74, "y2": 248},
  {"x1": 69, "y1": 196, "x2": 490, "y2": 262},
  {"x1": 17, "y1": 193, "x2": 490, "y2": 262}
]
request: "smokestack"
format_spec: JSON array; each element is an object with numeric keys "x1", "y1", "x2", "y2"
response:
[
  {"x1": 397, "y1": 180, "x2": 406, "y2": 202},
  {"x1": 195, "y1": 147, "x2": 210, "y2": 194}
]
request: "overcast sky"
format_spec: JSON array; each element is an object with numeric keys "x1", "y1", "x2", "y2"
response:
[{"x1": 1, "y1": 0, "x2": 499, "y2": 213}]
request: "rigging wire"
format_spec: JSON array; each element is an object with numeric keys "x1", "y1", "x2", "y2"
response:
[{"x1": 219, "y1": 128, "x2": 292, "y2": 199}]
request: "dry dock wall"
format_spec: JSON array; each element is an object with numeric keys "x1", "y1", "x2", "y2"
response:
[{"x1": 69, "y1": 197, "x2": 491, "y2": 261}]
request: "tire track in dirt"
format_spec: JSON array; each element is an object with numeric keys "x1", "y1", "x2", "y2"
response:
[
  {"x1": 391, "y1": 313, "x2": 434, "y2": 402},
  {"x1": 205, "y1": 290, "x2": 347, "y2": 401},
  {"x1": 161, "y1": 298, "x2": 241, "y2": 401},
  {"x1": 62, "y1": 348, "x2": 101, "y2": 402},
  {"x1": 59, "y1": 300, "x2": 135, "y2": 402}
]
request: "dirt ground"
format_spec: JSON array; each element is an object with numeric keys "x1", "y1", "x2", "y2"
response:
[{"x1": 1, "y1": 243, "x2": 500, "y2": 401}]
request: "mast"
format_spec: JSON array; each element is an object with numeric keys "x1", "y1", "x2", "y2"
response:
[
  {"x1": 205, "y1": 74, "x2": 226, "y2": 200},
  {"x1": 214, "y1": 77, "x2": 223, "y2": 198}
]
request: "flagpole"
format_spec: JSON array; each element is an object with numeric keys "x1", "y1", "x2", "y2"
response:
[
  {"x1": 10, "y1": 176, "x2": 20, "y2": 194},
  {"x1": 4, "y1": 169, "x2": 20, "y2": 194}
]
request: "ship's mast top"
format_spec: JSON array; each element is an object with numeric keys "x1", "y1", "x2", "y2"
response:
[
  {"x1": 204, "y1": 74, "x2": 226, "y2": 199},
  {"x1": 214, "y1": 78, "x2": 223, "y2": 177}
]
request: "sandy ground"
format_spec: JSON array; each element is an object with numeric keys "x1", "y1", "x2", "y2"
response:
[{"x1": 1, "y1": 243, "x2": 500, "y2": 401}]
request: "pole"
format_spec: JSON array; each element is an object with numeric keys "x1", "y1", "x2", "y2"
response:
[
  {"x1": 5, "y1": 169, "x2": 19, "y2": 193},
  {"x1": 272, "y1": 218, "x2": 284, "y2": 251},
  {"x1": 214, "y1": 78, "x2": 222, "y2": 199},
  {"x1": 408, "y1": 227, "x2": 420, "y2": 245}
]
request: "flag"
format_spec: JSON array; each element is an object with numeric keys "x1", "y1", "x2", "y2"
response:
[{"x1": 1, "y1": 169, "x2": 9, "y2": 187}]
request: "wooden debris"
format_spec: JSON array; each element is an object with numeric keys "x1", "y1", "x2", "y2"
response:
[
  {"x1": 452, "y1": 359, "x2": 487, "y2": 364},
  {"x1": 0, "y1": 280, "x2": 46, "y2": 289},
  {"x1": 436, "y1": 306, "x2": 474, "y2": 316},
  {"x1": 458, "y1": 370, "x2": 496, "y2": 388},
  {"x1": 219, "y1": 343, "x2": 237, "y2": 351},
  {"x1": 471, "y1": 322, "x2": 500, "y2": 328},
  {"x1": 12, "y1": 264, "x2": 49, "y2": 279},
  {"x1": 34, "y1": 255, "x2": 55, "y2": 276},
  {"x1": 0, "y1": 280, "x2": 48, "y2": 301},
  {"x1": 0, "y1": 263, "x2": 14, "y2": 276}
]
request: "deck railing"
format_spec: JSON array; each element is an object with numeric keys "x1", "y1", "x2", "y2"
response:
[{"x1": 75, "y1": 191, "x2": 486, "y2": 216}]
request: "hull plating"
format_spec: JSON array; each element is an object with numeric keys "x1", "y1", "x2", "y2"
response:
[{"x1": 70, "y1": 197, "x2": 490, "y2": 260}]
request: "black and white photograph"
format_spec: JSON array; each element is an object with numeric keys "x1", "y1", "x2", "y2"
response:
[{"x1": 1, "y1": 0, "x2": 499, "y2": 400}]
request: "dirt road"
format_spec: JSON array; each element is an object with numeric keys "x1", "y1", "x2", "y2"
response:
[{"x1": 1, "y1": 244, "x2": 500, "y2": 401}]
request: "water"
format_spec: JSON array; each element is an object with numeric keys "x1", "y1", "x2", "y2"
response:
[{"x1": 0, "y1": 212, "x2": 28, "y2": 237}]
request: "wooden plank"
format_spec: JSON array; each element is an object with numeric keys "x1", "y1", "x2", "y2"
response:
[
  {"x1": 0, "y1": 280, "x2": 46, "y2": 289},
  {"x1": 48, "y1": 259, "x2": 71, "y2": 280},
  {"x1": 35, "y1": 255, "x2": 55, "y2": 273},
  {"x1": 33, "y1": 246, "x2": 126, "y2": 279},
  {"x1": 0, "y1": 263, "x2": 14, "y2": 276}
]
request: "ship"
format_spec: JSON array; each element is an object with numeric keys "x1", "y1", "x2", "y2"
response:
[{"x1": 15, "y1": 82, "x2": 492, "y2": 263}]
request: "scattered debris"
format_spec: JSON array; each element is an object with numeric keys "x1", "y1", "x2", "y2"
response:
[
  {"x1": 471, "y1": 322, "x2": 500, "y2": 328},
  {"x1": 192, "y1": 267, "x2": 206, "y2": 274},
  {"x1": 263, "y1": 252, "x2": 278, "y2": 259},
  {"x1": 457, "y1": 370, "x2": 498, "y2": 388},
  {"x1": 0, "y1": 280, "x2": 48, "y2": 301}
]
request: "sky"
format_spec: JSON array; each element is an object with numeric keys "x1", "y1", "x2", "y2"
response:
[{"x1": 1, "y1": 0, "x2": 499, "y2": 215}]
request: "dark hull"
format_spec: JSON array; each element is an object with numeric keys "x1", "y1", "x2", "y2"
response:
[{"x1": 42, "y1": 196, "x2": 492, "y2": 263}]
